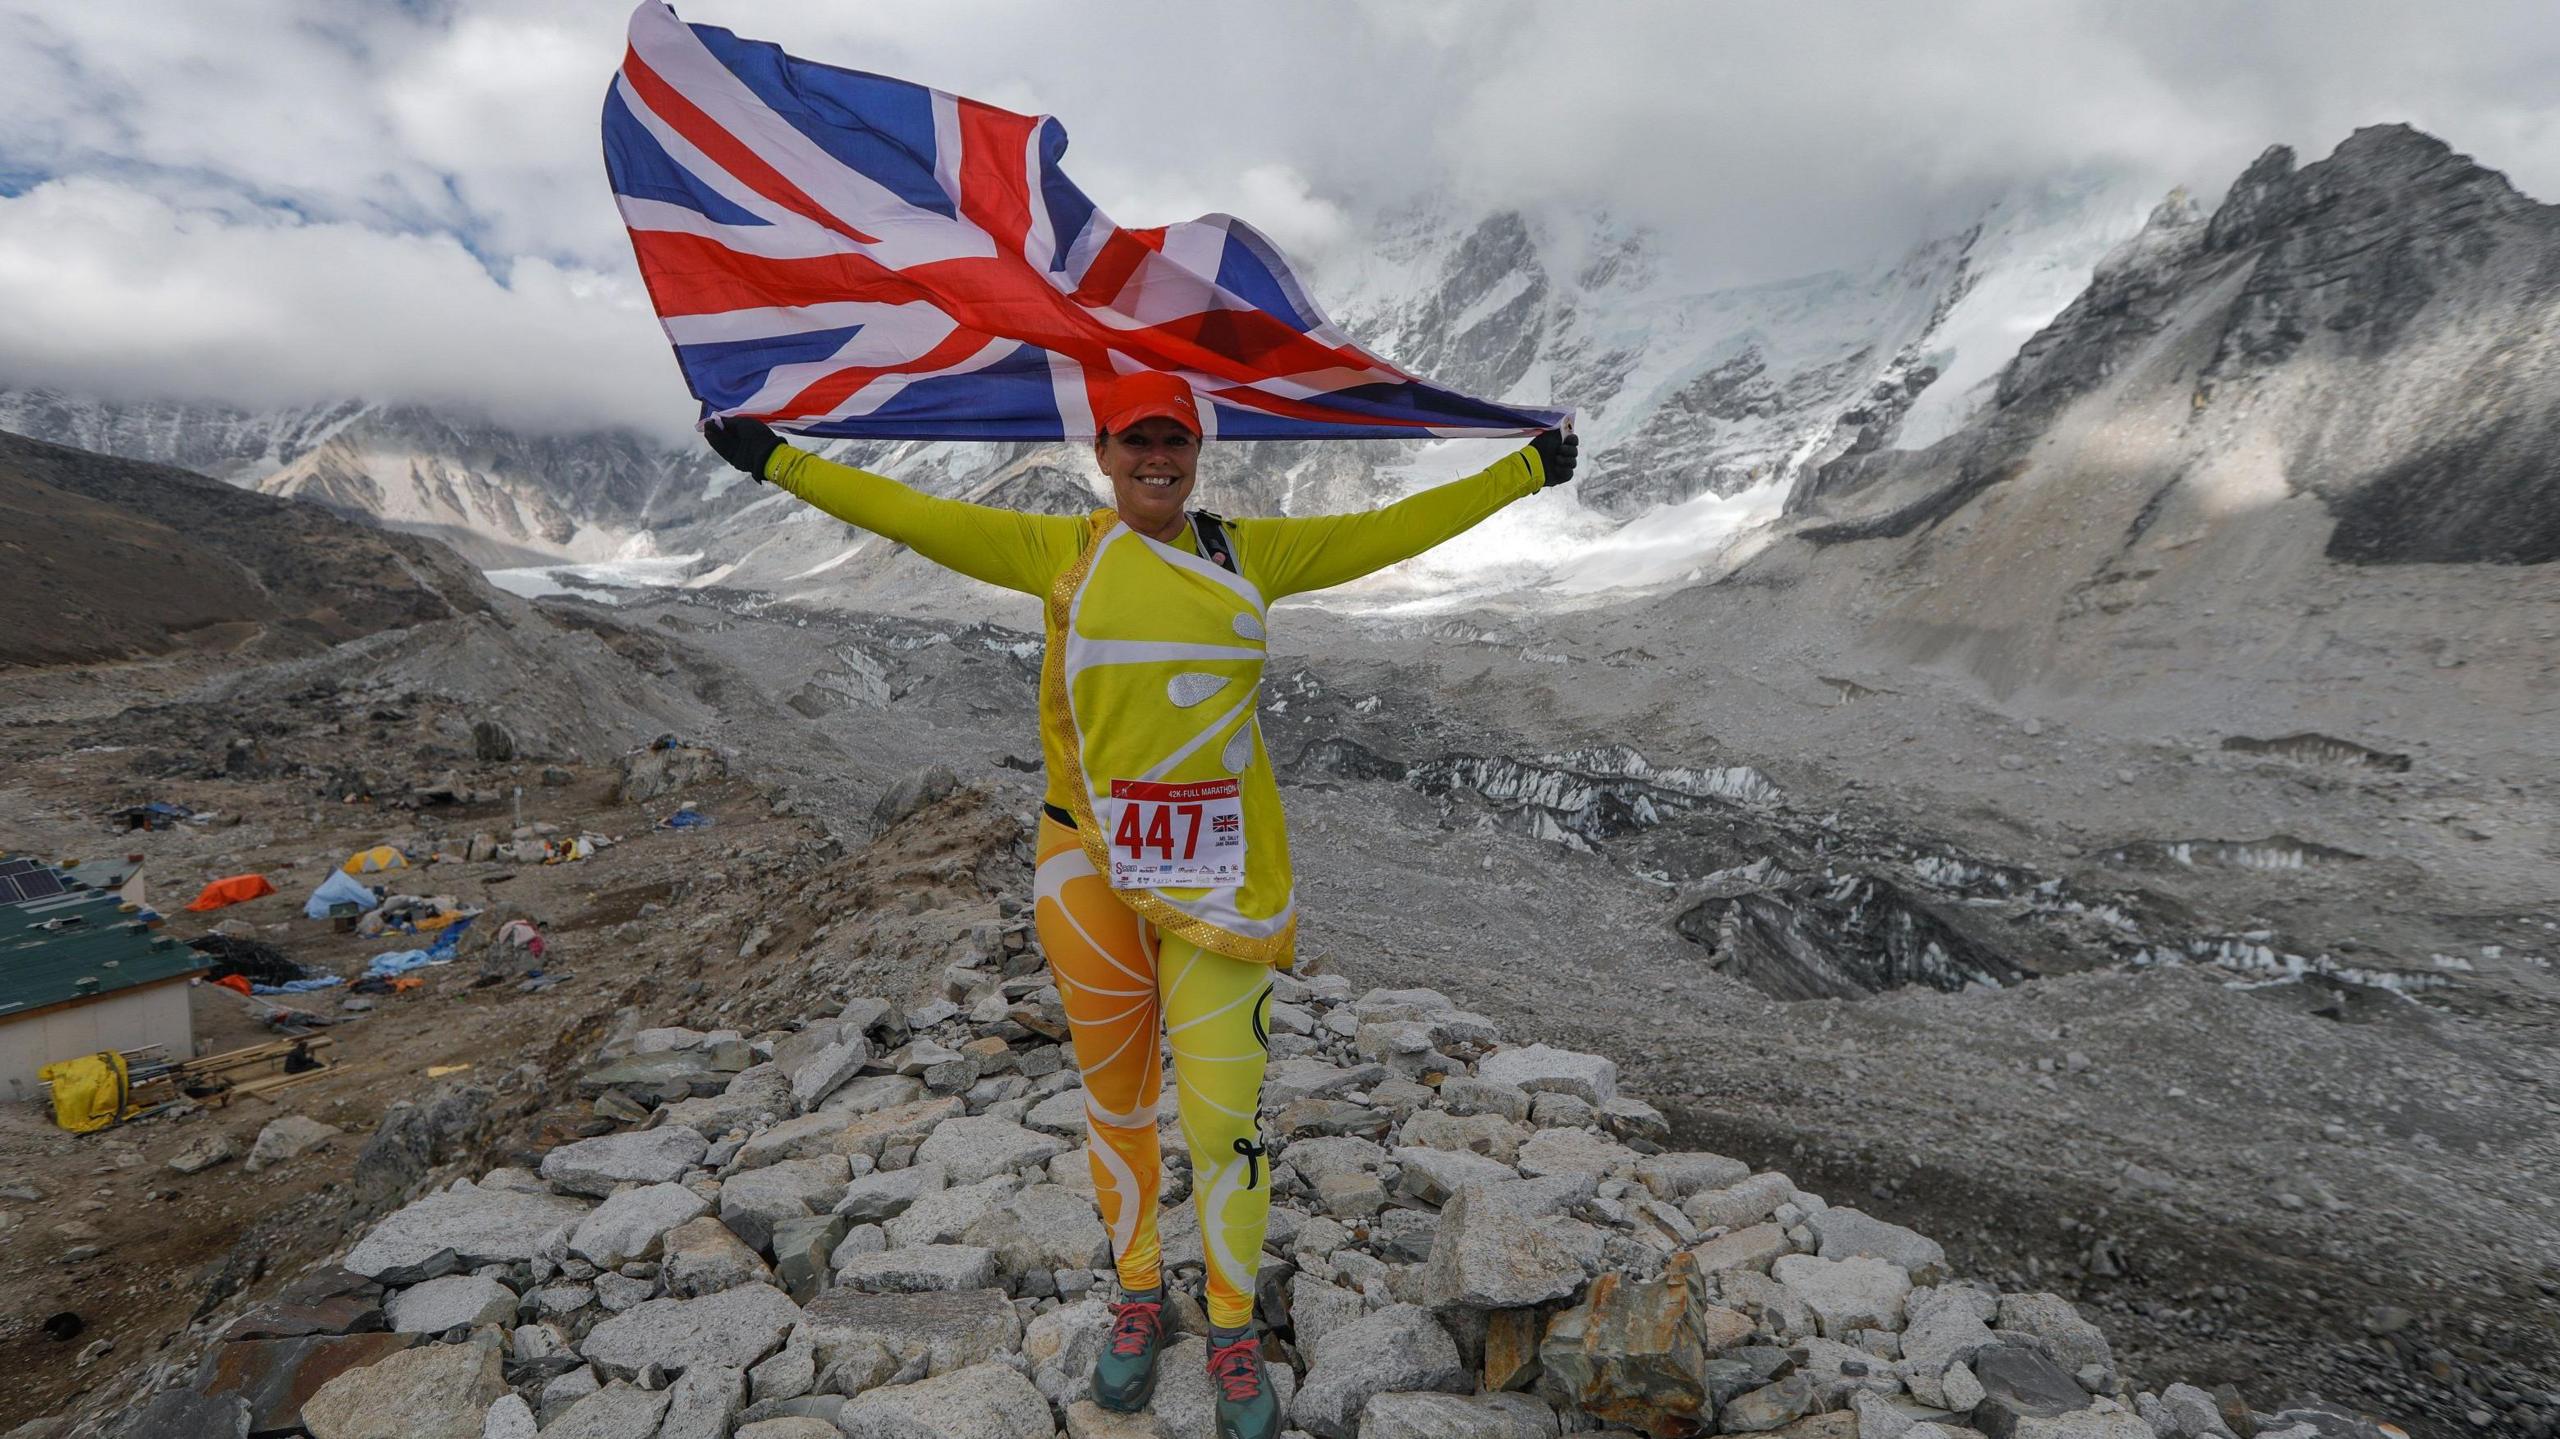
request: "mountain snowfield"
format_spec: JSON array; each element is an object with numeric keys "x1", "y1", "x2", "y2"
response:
[{"x1": 0, "y1": 174, "x2": 2158, "y2": 608}]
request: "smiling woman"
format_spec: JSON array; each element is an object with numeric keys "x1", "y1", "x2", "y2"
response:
[{"x1": 699, "y1": 369, "x2": 1572, "y2": 1436}]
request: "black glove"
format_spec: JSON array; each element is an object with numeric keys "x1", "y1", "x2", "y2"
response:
[
  {"x1": 703, "y1": 416, "x2": 782, "y2": 480},
  {"x1": 1529, "y1": 426, "x2": 1579, "y2": 488}
]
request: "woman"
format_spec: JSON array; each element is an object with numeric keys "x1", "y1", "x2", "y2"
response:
[{"x1": 703, "y1": 373, "x2": 1574, "y2": 1439}]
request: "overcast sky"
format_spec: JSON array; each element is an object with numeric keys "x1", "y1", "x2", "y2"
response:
[{"x1": 3, "y1": 0, "x2": 2557, "y2": 439}]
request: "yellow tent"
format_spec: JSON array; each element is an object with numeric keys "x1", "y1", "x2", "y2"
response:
[
  {"x1": 342, "y1": 845, "x2": 410, "y2": 875},
  {"x1": 39, "y1": 1052, "x2": 136, "y2": 1134}
]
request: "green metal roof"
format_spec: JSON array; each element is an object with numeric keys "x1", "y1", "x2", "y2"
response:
[{"x1": 0, "y1": 874, "x2": 205, "y2": 1020}]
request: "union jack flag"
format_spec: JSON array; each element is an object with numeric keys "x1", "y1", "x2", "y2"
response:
[{"x1": 604, "y1": 2, "x2": 1565, "y2": 441}]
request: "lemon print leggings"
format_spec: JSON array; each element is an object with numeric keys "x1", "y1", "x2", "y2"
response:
[{"x1": 1033, "y1": 815, "x2": 1273, "y2": 1329}]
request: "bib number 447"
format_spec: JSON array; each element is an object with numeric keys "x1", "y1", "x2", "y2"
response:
[{"x1": 1106, "y1": 778, "x2": 1245, "y2": 890}]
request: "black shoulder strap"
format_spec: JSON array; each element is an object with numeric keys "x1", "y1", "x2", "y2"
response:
[{"x1": 1189, "y1": 509, "x2": 1240, "y2": 576}]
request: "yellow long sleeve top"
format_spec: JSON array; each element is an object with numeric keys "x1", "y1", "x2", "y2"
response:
[{"x1": 763, "y1": 444, "x2": 1548, "y2": 812}]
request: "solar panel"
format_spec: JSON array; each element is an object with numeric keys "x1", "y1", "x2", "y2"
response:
[
  {"x1": 12, "y1": 872, "x2": 64, "y2": 900},
  {"x1": 0, "y1": 876, "x2": 19, "y2": 903},
  {"x1": 0, "y1": 858, "x2": 38, "y2": 876}
]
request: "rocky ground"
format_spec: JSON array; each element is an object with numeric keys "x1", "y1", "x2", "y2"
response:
[
  {"x1": 11, "y1": 900, "x2": 2413, "y2": 1439},
  {"x1": 0, "y1": 571, "x2": 2551, "y2": 1438}
]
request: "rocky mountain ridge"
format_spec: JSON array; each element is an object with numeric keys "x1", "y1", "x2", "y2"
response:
[{"x1": 0, "y1": 179, "x2": 2153, "y2": 592}]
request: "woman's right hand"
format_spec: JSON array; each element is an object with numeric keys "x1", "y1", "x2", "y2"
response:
[
  {"x1": 1530, "y1": 426, "x2": 1579, "y2": 488},
  {"x1": 704, "y1": 416, "x2": 783, "y2": 480}
]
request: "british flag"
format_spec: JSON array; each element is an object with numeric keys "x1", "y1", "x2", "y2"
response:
[{"x1": 604, "y1": 2, "x2": 1565, "y2": 442}]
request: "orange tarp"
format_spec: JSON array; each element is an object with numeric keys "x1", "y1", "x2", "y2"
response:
[{"x1": 183, "y1": 874, "x2": 277, "y2": 911}]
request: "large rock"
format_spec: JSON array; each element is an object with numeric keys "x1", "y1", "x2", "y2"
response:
[
  {"x1": 1396, "y1": 1111, "x2": 1528, "y2": 1165},
  {"x1": 618, "y1": 741, "x2": 727, "y2": 802},
  {"x1": 243, "y1": 1114, "x2": 341, "y2": 1173},
  {"x1": 342, "y1": 1184, "x2": 592, "y2": 1282},
  {"x1": 1263, "y1": 1058, "x2": 1389, "y2": 1108},
  {"x1": 914, "y1": 1115, "x2": 1070, "y2": 1184},
  {"x1": 578, "y1": 1052, "x2": 723, "y2": 1106},
  {"x1": 1688, "y1": 1223, "x2": 1789, "y2": 1276},
  {"x1": 579, "y1": 1283, "x2": 802, "y2": 1378},
  {"x1": 1023, "y1": 1087, "x2": 1090, "y2": 1137},
  {"x1": 1513, "y1": 1128, "x2": 1641, "y2": 1181},
  {"x1": 884, "y1": 1177, "x2": 1014, "y2": 1248},
  {"x1": 541, "y1": 1381, "x2": 673, "y2": 1439},
  {"x1": 1966, "y1": 1343, "x2": 2099, "y2": 1437},
  {"x1": 1809, "y1": 1207, "x2": 1949, "y2": 1285},
  {"x1": 817, "y1": 1095, "x2": 969, "y2": 1160},
  {"x1": 772, "y1": 1214, "x2": 851, "y2": 1302},
  {"x1": 1633, "y1": 1152, "x2": 1752, "y2": 1201},
  {"x1": 963, "y1": 1183, "x2": 1110, "y2": 1274},
  {"x1": 818, "y1": 1074, "x2": 929, "y2": 1117},
  {"x1": 1684, "y1": 1173, "x2": 1796, "y2": 1231},
  {"x1": 1358, "y1": 1391, "x2": 1562, "y2": 1439},
  {"x1": 799, "y1": 1287, "x2": 1023, "y2": 1377},
  {"x1": 834, "y1": 1164, "x2": 949, "y2": 1223},
  {"x1": 300, "y1": 1334, "x2": 505, "y2": 1439},
  {"x1": 190, "y1": 1332, "x2": 416, "y2": 1435},
  {"x1": 384, "y1": 1274, "x2": 515, "y2": 1334},
  {"x1": 660, "y1": 1066, "x2": 796, "y2": 1137},
  {"x1": 1996, "y1": 1292, "x2": 2115, "y2": 1377},
  {"x1": 481, "y1": 1395, "x2": 536, "y2": 1439},
  {"x1": 732, "y1": 1112, "x2": 876, "y2": 1172},
  {"x1": 104, "y1": 1390, "x2": 249, "y2": 1439},
  {"x1": 1023, "y1": 1297, "x2": 1114, "y2": 1408},
  {"x1": 569, "y1": 1181, "x2": 710, "y2": 1267},
  {"x1": 1284, "y1": 1135, "x2": 1390, "y2": 1186},
  {"x1": 1287, "y1": 1274, "x2": 1368, "y2": 1367},
  {"x1": 662, "y1": 1215, "x2": 773, "y2": 1296},
  {"x1": 1421, "y1": 1176, "x2": 1604, "y2": 1309},
  {"x1": 540, "y1": 1127, "x2": 709, "y2": 1196},
  {"x1": 1772, "y1": 1255, "x2": 1912, "y2": 1338},
  {"x1": 1292, "y1": 1303, "x2": 1468, "y2": 1439},
  {"x1": 836, "y1": 1244, "x2": 1002, "y2": 1293},
  {"x1": 1537, "y1": 1253, "x2": 1749, "y2": 1435},
  {"x1": 789, "y1": 1038, "x2": 872, "y2": 1111},
  {"x1": 720, "y1": 1155, "x2": 851, "y2": 1252},
  {"x1": 1392, "y1": 1146, "x2": 1518, "y2": 1207},
  {"x1": 1896, "y1": 1287, "x2": 2003, "y2": 1407},
  {"x1": 1473, "y1": 1044, "x2": 1616, "y2": 1105},
  {"x1": 838, "y1": 1361, "x2": 1055, "y2": 1439},
  {"x1": 658, "y1": 1363, "x2": 747, "y2": 1439}
]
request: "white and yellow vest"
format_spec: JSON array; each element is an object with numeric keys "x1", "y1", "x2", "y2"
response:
[{"x1": 1044, "y1": 510, "x2": 1297, "y2": 967}]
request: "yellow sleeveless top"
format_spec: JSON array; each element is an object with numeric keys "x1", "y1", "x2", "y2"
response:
[{"x1": 1046, "y1": 511, "x2": 1296, "y2": 966}]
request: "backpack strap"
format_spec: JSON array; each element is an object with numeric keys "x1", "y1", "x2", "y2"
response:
[{"x1": 1189, "y1": 509, "x2": 1240, "y2": 576}]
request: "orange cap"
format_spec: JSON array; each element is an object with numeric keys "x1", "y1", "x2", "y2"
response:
[{"x1": 1096, "y1": 371, "x2": 1200, "y2": 436}]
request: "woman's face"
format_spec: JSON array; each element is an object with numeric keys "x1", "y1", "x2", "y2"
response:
[{"x1": 1095, "y1": 416, "x2": 1200, "y2": 539}]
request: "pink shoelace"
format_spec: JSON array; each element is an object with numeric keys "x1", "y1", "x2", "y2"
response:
[
  {"x1": 1206, "y1": 1334, "x2": 1263, "y2": 1402},
  {"x1": 1107, "y1": 1299, "x2": 1163, "y2": 1358}
]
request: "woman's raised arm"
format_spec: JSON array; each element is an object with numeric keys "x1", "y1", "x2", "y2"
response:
[
  {"x1": 705, "y1": 419, "x2": 1082, "y2": 596},
  {"x1": 1237, "y1": 430, "x2": 1575, "y2": 599}
]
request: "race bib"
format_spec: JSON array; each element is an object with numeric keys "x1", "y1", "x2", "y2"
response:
[{"x1": 1106, "y1": 778, "x2": 1246, "y2": 889}]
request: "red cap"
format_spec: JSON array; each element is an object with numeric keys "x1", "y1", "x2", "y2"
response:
[{"x1": 1096, "y1": 371, "x2": 1200, "y2": 436}]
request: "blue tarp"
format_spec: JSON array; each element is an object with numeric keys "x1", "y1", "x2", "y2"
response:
[
  {"x1": 252, "y1": 976, "x2": 344, "y2": 995},
  {"x1": 303, "y1": 870, "x2": 380, "y2": 920},
  {"x1": 658, "y1": 807, "x2": 713, "y2": 830},
  {"x1": 363, "y1": 916, "x2": 472, "y2": 979}
]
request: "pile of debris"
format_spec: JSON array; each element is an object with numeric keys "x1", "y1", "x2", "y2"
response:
[{"x1": 86, "y1": 968, "x2": 2406, "y2": 1439}]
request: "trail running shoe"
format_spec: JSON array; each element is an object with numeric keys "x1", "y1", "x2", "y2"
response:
[
  {"x1": 1207, "y1": 1333, "x2": 1282, "y2": 1439},
  {"x1": 1093, "y1": 1298, "x2": 1164, "y2": 1412}
]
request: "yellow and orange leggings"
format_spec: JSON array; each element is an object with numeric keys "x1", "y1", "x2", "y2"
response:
[{"x1": 1033, "y1": 815, "x2": 1273, "y2": 1329}]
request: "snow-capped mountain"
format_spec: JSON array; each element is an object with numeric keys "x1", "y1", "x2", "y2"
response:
[{"x1": 0, "y1": 178, "x2": 2158, "y2": 594}]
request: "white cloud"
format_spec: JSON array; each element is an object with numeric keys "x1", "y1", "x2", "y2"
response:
[
  {"x1": 0, "y1": 176, "x2": 688, "y2": 435},
  {"x1": 1, "y1": 0, "x2": 2557, "y2": 434}
]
